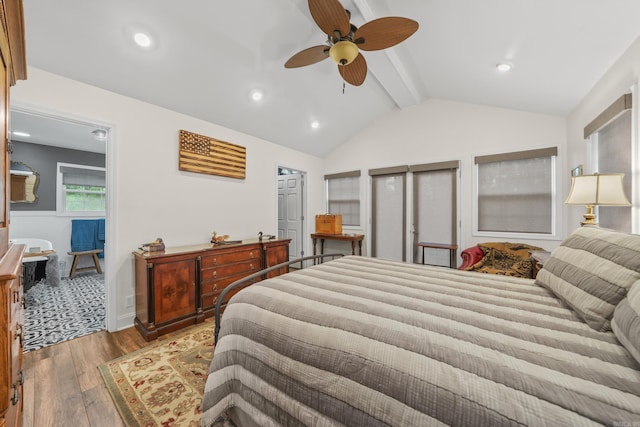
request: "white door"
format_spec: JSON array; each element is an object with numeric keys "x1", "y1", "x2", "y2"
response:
[
  {"x1": 371, "y1": 174, "x2": 406, "y2": 261},
  {"x1": 277, "y1": 172, "x2": 304, "y2": 261},
  {"x1": 413, "y1": 169, "x2": 457, "y2": 266}
]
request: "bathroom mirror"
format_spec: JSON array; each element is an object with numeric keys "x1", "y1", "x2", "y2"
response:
[{"x1": 10, "y1": 161, "x2": 39, "y2": 203}]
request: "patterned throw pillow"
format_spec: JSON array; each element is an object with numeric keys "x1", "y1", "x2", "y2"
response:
[
  {"x1": 612, "y1": 280, "x2": 640, "y2": 364},
  {"x1": 536, "y1": 226, "x2": 640, "y2": 331}
]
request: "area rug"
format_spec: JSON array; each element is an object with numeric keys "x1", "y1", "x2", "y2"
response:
[
  {"x1": 99, "y1": 322, "x2": 216, "y2": 427},
  {"x1": 24, "y1": 272, "x2": 105, "y2": 352}
]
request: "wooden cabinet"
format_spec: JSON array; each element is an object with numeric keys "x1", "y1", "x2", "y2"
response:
[
  {"x1": 134, "y1": 239, "x2": 290, "y2": 341},
  {"x1": 263, "y1": 239, "x2": 291, "y2": 278},
  {"x1": 0, "y1": 244, "x2": 25, "y2": 427}
]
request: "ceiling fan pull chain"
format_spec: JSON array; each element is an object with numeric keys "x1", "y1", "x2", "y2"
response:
[{"x1": 343, "y1": 79, "x2": 346, "y2": 94}]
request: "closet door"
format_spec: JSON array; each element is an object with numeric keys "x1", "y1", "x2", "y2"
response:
[
  {"x1": 370, "y1": 167, "x2": 407, "y2": 261},
  {"x1": 412, "y1": 162, "x2": 458, "y2": 266}
]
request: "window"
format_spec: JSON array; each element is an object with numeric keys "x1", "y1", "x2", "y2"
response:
[
  {"x1": 586, "y1": 93, "x2": 634, "y2": 233},
  {"x1": 57, "y1": 163, "x2": 106, "y2": 216},
  {"x1": 325, "y1": 170, "x2": 360, "y2": 227},
  {"x1": 475, "y1": 147, "x2": 557, "y2": 235}
]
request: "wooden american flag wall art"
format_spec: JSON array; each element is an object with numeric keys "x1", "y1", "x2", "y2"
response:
[{"x1": 179, "y1": 129, "x2": 246, "y2": 179}]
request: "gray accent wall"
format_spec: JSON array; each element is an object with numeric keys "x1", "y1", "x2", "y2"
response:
[{"x1": 11, "y1": 141, "x2": 106, "y2": 211}]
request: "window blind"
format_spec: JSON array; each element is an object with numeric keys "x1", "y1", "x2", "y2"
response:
[
  {"x1": 325, "y1": 171, "x2": 360, "y2": 226},
  {"x1": 476, "y1": 149, "x2": 555, "y2": 234}
]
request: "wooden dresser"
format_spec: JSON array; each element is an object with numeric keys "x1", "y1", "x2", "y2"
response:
[
  {"x1": 0, "y1": 1, "x2": 27, "y2": 426},
  {"x1": 0, "y1": 245, "x2": 24, "y2": 427},
  {"x1": 133, "y1": 239, "x2": 290, "y2": 340}
]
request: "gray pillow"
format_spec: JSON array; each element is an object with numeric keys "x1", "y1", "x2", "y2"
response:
[
  {"x1": 535, "y1": 226, "x2": 640, "y2": 331},
  {"x1": 612, "y1": 280, "x2": 640, "y2": 364}
]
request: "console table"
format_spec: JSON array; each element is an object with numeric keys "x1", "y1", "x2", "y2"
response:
[
  {"x1": 311, "y1": 233, "x2": 364, "y2": 260},
  {"x1": 417, "y1": 242, "x2": 458, "y2": 268}
]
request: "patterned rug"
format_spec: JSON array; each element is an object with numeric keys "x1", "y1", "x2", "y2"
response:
[
  {"x1": 99, "y1": 322, "x2": 215, "y2": 427},
  {"x1": 24, "y1": 273, "x2": 105, "y2": 352}
]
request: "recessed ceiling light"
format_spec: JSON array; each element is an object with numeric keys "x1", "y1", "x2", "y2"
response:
[
  {"x1": 310, "y1": 120, "x2": 320, "y2": 129},
  {"x1": 134, "y1": 32, "x2": 152, "y2": 48},
  {"x1": 12, "y1": 131, "x2": 30, "y2": 137},
  {"x1": 496, "y1": 62, "x2": 513, "y2": 72},
  {"x1": 250, "y1": 90, "x2": 264, "y2": 102}
]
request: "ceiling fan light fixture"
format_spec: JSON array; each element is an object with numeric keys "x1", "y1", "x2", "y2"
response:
[{"x1": 329, "y1": 41, "x2": 359, "y2": 66}]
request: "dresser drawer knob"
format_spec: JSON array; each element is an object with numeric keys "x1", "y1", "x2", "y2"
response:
[
  {"x1": 212, "y1": 258, "x2": 217, "y2": 265},
  {"x1": 250, "y1": 252, "x2": 254, "y2": 258},
  {"x1": 250, "y1": 263, "x2": 255, "y2": 270}
]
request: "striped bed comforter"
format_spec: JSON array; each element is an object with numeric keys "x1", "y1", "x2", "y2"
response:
[{"x1": 201, "y1": 256, "x2": 640, "y2": 426}]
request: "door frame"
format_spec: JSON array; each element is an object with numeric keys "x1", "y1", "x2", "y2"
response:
[
  {"x1": 11, "y1": 102, "x2": 118, "y2": 331},
  {"x1": 275, "y1": 163, "x2": 307, "y2": 261}
]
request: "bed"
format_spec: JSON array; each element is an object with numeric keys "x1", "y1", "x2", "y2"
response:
[{"x1": 201, "y1": 226, "x2": 640, "y2": 426}]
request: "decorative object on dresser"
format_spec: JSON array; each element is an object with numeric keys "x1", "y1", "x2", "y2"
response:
[
  {"x1": 133, "y1": 238, "x2": 290, "y2": 341},
  {"x1": 459, "y1": 242, "x2": 544, "y2": 279},
  {"x1": 179, "y1": 129, "x2": 246, "y2": 179},
  {"x1": 139, "y1": 237, "x2": 165, "y2": 252},
  {"x1": 210, "y1": 232, "x2": 231, "y2": 245}
]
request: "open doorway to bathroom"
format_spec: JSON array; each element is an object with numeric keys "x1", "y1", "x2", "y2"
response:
[{"x1": 9, "y1": 107, "x2": 110, "y2": 352}]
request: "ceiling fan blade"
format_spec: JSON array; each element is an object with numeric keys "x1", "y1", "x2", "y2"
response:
[
  {"x1": 356, "y1": 17, "x2": 419, "y2": 51},
  {"x1": 284, "y1": 45, "x2": 330, "y2": 68},
  {"x1": 338, "y1": 53, "x2": 367, "y2": 86},
  {"x1": 308, "y1": 0, "x2": 350, "y2": 38}
]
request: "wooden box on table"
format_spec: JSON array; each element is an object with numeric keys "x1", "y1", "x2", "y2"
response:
[{"x1": 315, "y1": 214, "x2": 342, "y2": 235}]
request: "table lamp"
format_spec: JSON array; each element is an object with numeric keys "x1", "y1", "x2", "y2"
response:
[{"x1": 565, "y1": 173, "x2": 631, "y2": 226}]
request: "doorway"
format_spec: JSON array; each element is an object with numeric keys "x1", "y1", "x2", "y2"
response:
[
  {"x1": 277, "y1": 166, "x2": 306, "y2": 261},
  {"x1": 8, "y1": 106, "x2": 112, "y2": 351}
]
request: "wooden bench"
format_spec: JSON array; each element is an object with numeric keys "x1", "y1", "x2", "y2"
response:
[{"x1": 68, "y1": 249, "x2": 103, "y2": 278}]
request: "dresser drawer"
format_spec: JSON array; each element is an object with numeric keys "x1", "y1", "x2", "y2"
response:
[
  {"x1": 201, "y1": 259, "x2": 260, "y2": 282},
  {"x1": 201, "y1": 273, "x2": 260, "y2": 294},
  {"x1": 201, "y1": 246, "x2": 261, "y2": 268},
  {"x1": 202, "y1": 280, "x2": 254, "y2": 309}
]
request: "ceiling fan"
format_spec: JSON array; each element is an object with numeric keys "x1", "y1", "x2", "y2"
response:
[{"x1": 285, "y1": 0, "x2": 419, "y2": 87}]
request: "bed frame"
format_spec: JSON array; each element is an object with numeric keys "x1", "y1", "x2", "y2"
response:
[{"x1": 214, "y1": 253, "x2": 344, "y2": 343}]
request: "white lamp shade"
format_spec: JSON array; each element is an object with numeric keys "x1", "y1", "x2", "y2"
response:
[{"x1": 565, "y1": 173, "x2": 631, "y2": 206}]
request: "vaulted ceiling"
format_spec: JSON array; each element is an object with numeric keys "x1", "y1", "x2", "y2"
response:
[{"x1": 14, "y1": 0, "x2": 640, "y2": 156}]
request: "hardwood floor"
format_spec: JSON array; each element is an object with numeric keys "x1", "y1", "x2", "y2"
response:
[{"x1": 22, "y1": 324, "x2": 204, "y2": 427}]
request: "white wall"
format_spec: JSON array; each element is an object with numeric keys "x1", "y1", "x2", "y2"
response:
[
  {"x1": 566, "y1": 36, "x2": 640, "y2": 233},
  {"x1": 11, "y1": 67, "x2": 325, "y2": 331},
  {"x1": 323, "y1": 98, "x2": 568, "y2": 257}
]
